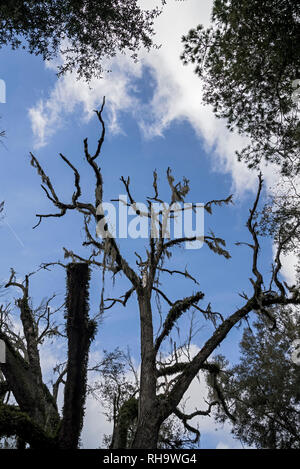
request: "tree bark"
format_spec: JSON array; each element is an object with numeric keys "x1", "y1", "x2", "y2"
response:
[
  {"x1": 131, "y1": 292, "x2": 161, "y2": 449},
  {"x1": 0, "y1": 331, "x2": 59, "y2": 436},
  {"x1": 58, "y1": 263, "x2": 96, "y2": 449}
]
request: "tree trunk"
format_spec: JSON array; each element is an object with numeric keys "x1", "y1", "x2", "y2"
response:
[
  {"x1": 131, "y1": 292, "x2": 161, "y2": 449},
  {"x1": 58, "y1": 263, "x2": 96, "y2": 449}
]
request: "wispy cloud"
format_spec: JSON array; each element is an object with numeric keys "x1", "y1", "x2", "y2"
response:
[
  {"x1": 28, "y1": 54, "x2": 143, "y2": 149},
  {"x1": 28, "y1": 0, "x2": 260, "y2": 195}
]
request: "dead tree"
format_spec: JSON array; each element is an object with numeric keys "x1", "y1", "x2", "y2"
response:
[
  {"x1": 59, "y1": 263, "x2": 96, "y2": 449},
  {"x1": 0, "y1": 263, "x2": 96, "y2": 448},
  {"x1": 29, "y1": 98, "x2": 300, "y2": 449}
]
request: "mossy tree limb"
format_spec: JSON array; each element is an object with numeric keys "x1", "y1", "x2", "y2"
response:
[
  {"x1": 58, "y1": 263, "x2": 96, "y2": 449},
  {"x1": 0, "y1": 403, "x2": 56, "y2": 449}
]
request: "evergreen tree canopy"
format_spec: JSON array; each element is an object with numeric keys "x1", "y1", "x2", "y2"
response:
[
  {"x1": 181, "y1": 0, "x2": 300, "y2": 175},
  {"x1": 0, "y1": 0, "x2": 161, "y2": 81},
  {"x1": 211, "y1": 308, "x2": 300, "y2": 448}
]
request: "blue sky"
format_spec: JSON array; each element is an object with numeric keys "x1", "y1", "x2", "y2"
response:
[{"x1": 0, "y1": 0, "x2": 292, "y2": 450}]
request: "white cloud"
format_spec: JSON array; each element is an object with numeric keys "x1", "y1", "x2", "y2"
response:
[
  {"x1": 280, "y1": 252, "x2": 297, "y2": 285},
  {"x1": 28, "y1": 102, "x2": 48, "y2": 148},
  {"x1": 81, "y1": 392, "x2": 113, "y2": 449},
  {"x1": 28, "y1": 53, "x2": 144, "y2": 149},
  {"x1": 216, "y1": 442, "x2": 230, "y2": 449},
  {"x1": 28, "y1": 0, "x2": 258, "y2": 195}
]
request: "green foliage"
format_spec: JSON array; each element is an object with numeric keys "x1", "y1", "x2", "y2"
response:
[
  {"x1": 181, "y1": 0, "x2": 300, "y2": 175},
  {"x1": 0, "y1": 404, "x2": 56, "y2": 448},
  {"x1": 0, "y1": 0, "x2": 162, "y2": 81},
  {"x1": 114, "y1": 397, "x2": 138, "y2": 448},
  {"x1": 210, "y1": 307, "x2": 300, "y2": 448}
]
